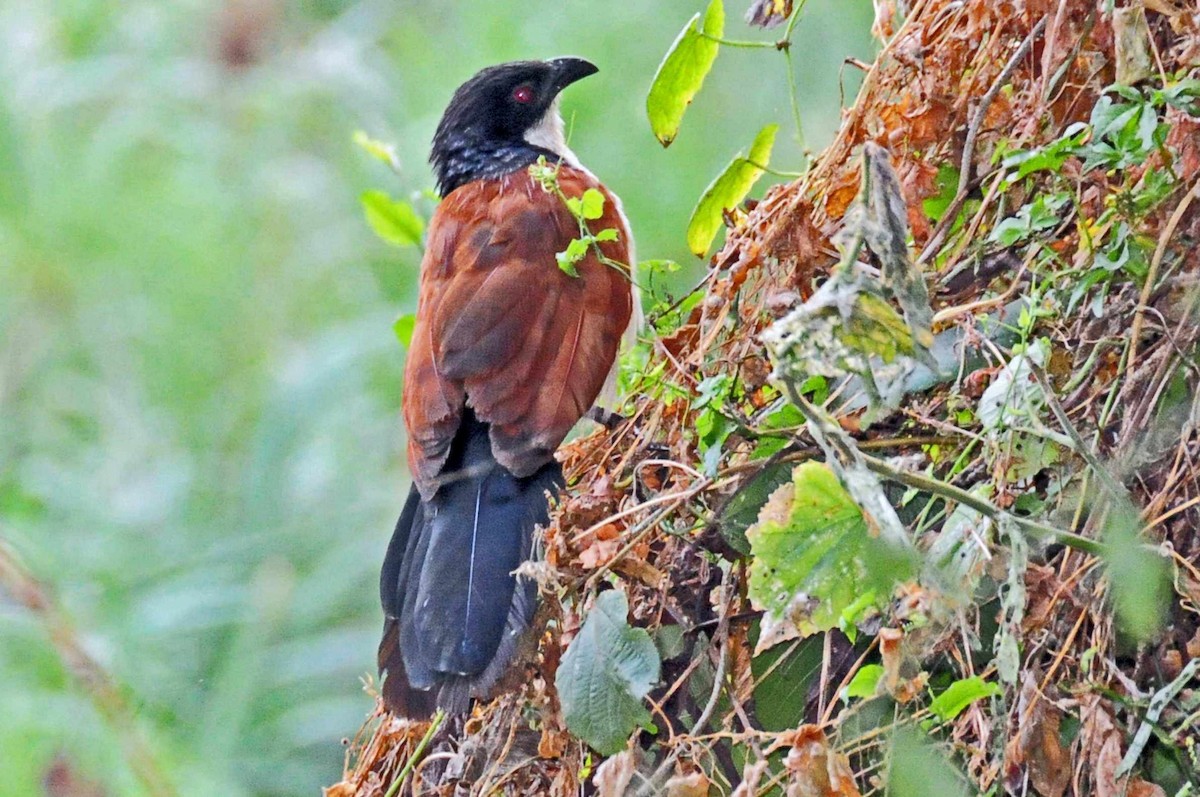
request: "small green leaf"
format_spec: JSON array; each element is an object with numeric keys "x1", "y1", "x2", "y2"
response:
[
  {"x1": 844, "y1": 664, "x2": 884, "y2": 700},
  {"x1": 556, "y1": 238, "x2": 589, "y2": 276},
  {"x1": 556, "y1": 590, "x2": 661, "y2": 755},
  {"x1": 593, "y1": 228, "x2": 620, "y2": 242},
  {"x1": 361, "y1": 190, "x2": 424, "y2": 247},
  {"x1": 641, "y1": 258, "x2": 682, "y2": 274},
  {"x1": 565, "y1": 196, "x2": 583, "y2": 217},
  {"x1": 353, "y1": 130, "x2": 400, "y2": 170},
  {"x1": 928, "y1": 676, "x2": 1001, "y2": 722},
  {"x1": 686, "y1": 124, "x2": 777, "y2": 256},
  {"x1": 580, "y1": 188, "x2": 606, "y2": 220},
  {"x1": 392, "y1": 313, "x2": 416, "y2": 347},
  {"x1": 646, "y1": 0, "x2": 724, "y2": 147}
]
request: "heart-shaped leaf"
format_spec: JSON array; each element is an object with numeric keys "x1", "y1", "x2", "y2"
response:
[{"x1": 556, "y1": 590, "x2": 661, "y2": 755}]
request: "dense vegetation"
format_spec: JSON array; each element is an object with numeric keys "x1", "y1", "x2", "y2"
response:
[{"x1": 337, "y1": 1, "x2": 1200, "y2": 795}]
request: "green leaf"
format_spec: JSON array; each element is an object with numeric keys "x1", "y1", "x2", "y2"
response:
[
  {"x1": 887, "y1": 728, "x2": 971, "y2": 797},
  {"x1": 580, "y1": 188, "x2": 606, "y2": 220},
  {"x1": 927, "y1": 676, "x2": 1001, "y2": 722},
  {"x1": 844, "y1": 664, "x2": 883, "y2": 699},
  {"x1": 392, "y1": 313, "x2": 415, "y2": 347},
  {"x1": 556, "y1": 238, "x2": 590, "y2": 276},
  {"x1": 641, "y1": 258, "x2": 682, "y2": 274},
  {"x1": 921, "y1": 164, "x2": 960, "y2": 222},
  {"x1": 361, "y1": 190, "x2": 424, "y2": 247},
  {"x1": 713, "y1": 461, "x2": 793, "y2": 555},
  {"x1": 646, "y1": 0, "x2": 724, "y2": 147},
  {"x1": 593, "y1": 227, "x2": 620, "y2": 242},
  {"x1": 686, "y1": 124, "x2": 777, "y2": 256},
  {"x1": 556, "y1": 590, "x2": 661, "y2": 755},
  {"x1": 747, "y1": 462, "x2": 913, "y2": 652},
  {"x1": 352, "y1": 130, "x2": 400, "y2": 170}
]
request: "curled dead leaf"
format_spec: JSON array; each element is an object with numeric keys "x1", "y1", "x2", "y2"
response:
[
  {"x1": 783, "y1": 725, "x2": 862, "y2": 797},
  {"x1": 594, "y1": 750, "x2": 639, "y2": 797}
]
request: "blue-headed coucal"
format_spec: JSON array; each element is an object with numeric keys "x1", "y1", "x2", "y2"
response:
[{"x1": 378, "y1": 58, "x2": 635, "y2": 718}]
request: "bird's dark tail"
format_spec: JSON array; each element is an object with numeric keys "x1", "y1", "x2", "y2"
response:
[{"x1": 378, "y1": 410, "x2": 561, "y2": 718}]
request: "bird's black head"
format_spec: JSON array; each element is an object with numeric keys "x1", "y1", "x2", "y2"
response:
[{"x1": 430, "y1": 57, "x2": 598, "y2": 196}]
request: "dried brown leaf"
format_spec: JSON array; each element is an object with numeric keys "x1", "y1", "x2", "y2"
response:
[
  {"x1": 666, "y1": 769, "x2": 711, "y2": 797},
  {"x1": 1012, "y1": 674, "x2": 1070, "y2": 797},
  {"x1": 594, "y1": 750, "x2": 638, "y2": 797},
  {"x1": 784, "y1": 725, "x2": 862, "y2": 797}
]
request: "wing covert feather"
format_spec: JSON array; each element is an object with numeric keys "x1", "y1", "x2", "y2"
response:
[{"x1": 402, "y1": 167, "x2": 632, "y2": 495}]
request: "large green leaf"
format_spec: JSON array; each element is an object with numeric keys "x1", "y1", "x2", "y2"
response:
[
  {"x1": 747, "y1": 461, "x2": 912, "y2": 652},
  {"x1": 646, "y1": 0, "x2": 724, "y2": 147},
  {"x1": 361, "y1": 190, "x2": 424, "y2": 247},
  {"x1": 713, "y1": 460, "x2": 794, "y2": 555},
  {"x1": 556, "y1": 590, "x2": 661, "y2": 755},
  {"x1": 686, "y1": 123, "x2": 777, "y2": 256}
]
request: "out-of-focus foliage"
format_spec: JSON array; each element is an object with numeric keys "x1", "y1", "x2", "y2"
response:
[{"x1": 0, "y1": 0, "x2": 874, "y2": 795}]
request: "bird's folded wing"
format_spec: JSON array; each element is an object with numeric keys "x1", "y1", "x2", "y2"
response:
[{"x1": 403, "y1": 166, "x2": 633, "y2": 496}]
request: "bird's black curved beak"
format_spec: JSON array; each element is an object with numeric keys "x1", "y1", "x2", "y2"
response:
[{"x1": 547, "y1": 57, "x2": 598, "y2": 91}]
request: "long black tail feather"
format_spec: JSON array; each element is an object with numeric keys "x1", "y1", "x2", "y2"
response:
[{"x1": 378, "y1": 410, "x2": 561, "y2": 718}]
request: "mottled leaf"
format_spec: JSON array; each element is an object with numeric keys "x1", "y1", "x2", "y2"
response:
[
  {"x1": 745, "y1": 0, "x2": 792, "y2": 28},
  {"x1": 747, "y1": 462, "x2": 913, "y2": 652}
]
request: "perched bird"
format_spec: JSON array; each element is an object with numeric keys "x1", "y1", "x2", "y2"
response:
[{"x1": 378, "y1": 58, "x2": 635, "y2": 718}]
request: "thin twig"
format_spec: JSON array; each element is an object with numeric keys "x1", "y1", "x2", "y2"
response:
[
  {"x1": 1127, "y1": 177, "x2": 1200, "y2": 369},
  {"x1": 958, "y1": 17, "x2": 1048, "y2": 196},
  {"x1": 383, "y1": 709, "x2": 445, "y2": 797},
  {"x1": 856, "y1": 452, "x2": 1106, "y2": 556}
]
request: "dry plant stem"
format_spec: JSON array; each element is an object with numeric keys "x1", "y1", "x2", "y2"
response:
[
  {"x1": 1030, "y1": 364, "x2": 1126, "y2": 499},
  {"x1": 0, "y1": 538, "x2": 178, "y2": 797},
  {"x1": 1115, "y1": 657, "x2": 1199, "y2": 778},
  {"x1": 1127, "y1": 177, "x2": 1200, "y2": 369},
  {"x1": 855, "y1": 451, "x2": 1105, "y2": 556},
  {"x1": 772, "y1": 373, "x2": 1099, "y2": 554},
  {"x1": 958, "y1": 17, "x2": 1048, "y2": 196}
]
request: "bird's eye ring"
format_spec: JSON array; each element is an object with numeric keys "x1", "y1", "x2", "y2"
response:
[{"x1": 512, "y1": 85, "x2": 534, "y2": 104}]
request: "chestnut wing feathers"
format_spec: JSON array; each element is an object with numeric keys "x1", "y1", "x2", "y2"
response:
[{"x1": 403, "y1": 167, "x2": 632, "y2": 496}]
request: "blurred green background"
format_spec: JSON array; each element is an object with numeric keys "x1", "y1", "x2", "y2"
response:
[{"x1": 0, "y1": 1, "x2": 874, "y2": 794}]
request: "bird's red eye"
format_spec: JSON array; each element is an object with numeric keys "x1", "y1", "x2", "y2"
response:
[{"x1": 512, "y1": 85, "x2": 534, "y2": 104}]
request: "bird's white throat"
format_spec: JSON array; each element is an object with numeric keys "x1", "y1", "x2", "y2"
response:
[{"x1": 523, "y1": 98, "x2": 580, "y2": 167}]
